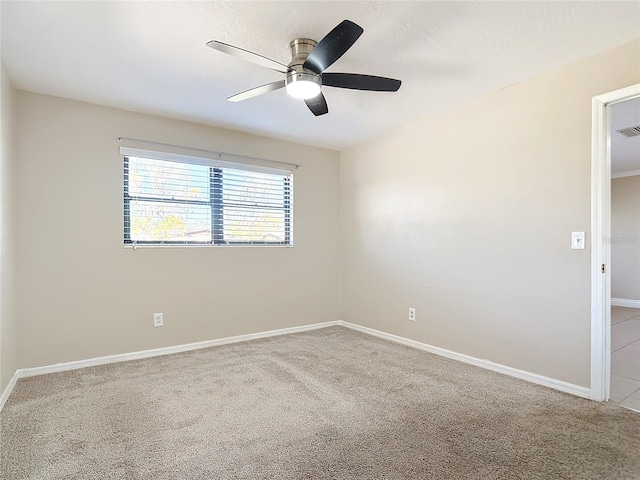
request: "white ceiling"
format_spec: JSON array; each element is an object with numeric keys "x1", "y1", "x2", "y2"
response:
[
  {"x1": 610, "y1": 97, "x2": 640, "y2": 175},
  {"x1": 1, "y1": 1, "x2": 639, "y2": 151}
]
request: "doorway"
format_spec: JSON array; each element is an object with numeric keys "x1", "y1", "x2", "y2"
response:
[{"x1": 590, "y1": 84, "x2": 640, "y2": 403}]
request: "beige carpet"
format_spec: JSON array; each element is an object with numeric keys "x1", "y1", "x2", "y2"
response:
[{"x1": 2, "y1": 326, "x2": 639, "y2": 479}]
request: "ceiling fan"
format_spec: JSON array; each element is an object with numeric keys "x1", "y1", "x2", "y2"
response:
[{"x1": 206, "y1": 20, "x2": 402, "y2": 116}]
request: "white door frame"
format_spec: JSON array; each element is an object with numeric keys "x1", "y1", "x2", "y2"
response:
[{"x1": 590, "y1": 83, "x2": 640, "y2": 402}]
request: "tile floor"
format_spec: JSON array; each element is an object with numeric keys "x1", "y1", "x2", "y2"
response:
[{"x1": 610, "y1": 306, "x2": 640, "y2": 411}]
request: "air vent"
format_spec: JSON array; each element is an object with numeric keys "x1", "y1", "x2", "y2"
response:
[{"x1": 616, "y1": 126, "x2": 640, "y2": 137}]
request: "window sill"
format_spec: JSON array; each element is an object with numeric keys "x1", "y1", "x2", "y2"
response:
[{"x1": 123, "y1": 244, "x2": 293, "y2": 249}]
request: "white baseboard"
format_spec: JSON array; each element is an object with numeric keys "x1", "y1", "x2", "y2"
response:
[
  {"x1": 611, "y1": 169, "x2": 640, "y2": 179},
  {"x1": 6, "y1": 319, "x2": 590, "y2": 409},
  {"x1": 0, "y1": 371, "x2": 19, "y2": 412},
  {"x1": 612, "y1": 298, "x2": 640, "y2": 309},
  {"x1": 17, "y1": 321, "x2": 341, "y2": 379},
  {"x1": 340, "y1": 321, "x2": 591, "y2": 400}
]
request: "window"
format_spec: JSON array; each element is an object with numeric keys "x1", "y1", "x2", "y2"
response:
[{"x1": 122, "y1": 148, "x2": 292, "y2": 246}]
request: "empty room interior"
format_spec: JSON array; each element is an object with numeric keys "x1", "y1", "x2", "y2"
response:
[{"x1": 1, "y1": 2, "x2": 640, "y2": 479}]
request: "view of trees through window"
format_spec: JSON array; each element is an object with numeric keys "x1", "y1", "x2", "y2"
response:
[{"x1": 124, "y1": 156, "x2": 291, "y2": 245}]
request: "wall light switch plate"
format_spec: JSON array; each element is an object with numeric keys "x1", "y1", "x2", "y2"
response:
[{"x1": 571, "y1": 232, "x2": 585, "y2": 250}]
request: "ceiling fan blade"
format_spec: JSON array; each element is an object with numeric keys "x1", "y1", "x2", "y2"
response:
[
  {"x1": 227, "y1": 80, "x2": 286, "y2": 102},
  {"x1": 206, "y1": 40, "x2": 292, "y2": 74},
  {"x1": 305, "y1": 92, "x2": 328, "y2": 116},
  {"x1": 303, "y1": 20, "x2": 363, "y2": 74},
  {"x1": 322, "y1": 73, "x2": 401, "y2": 92}
]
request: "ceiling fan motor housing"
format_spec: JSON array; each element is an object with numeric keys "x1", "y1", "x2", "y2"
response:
[{"x1": 286, "y1": 38, "x2": 321, "y2": 92}]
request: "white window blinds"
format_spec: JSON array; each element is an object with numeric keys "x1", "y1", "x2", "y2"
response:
[{"x1": 121, "y1": 148, "x2": 293, "y2": 246}]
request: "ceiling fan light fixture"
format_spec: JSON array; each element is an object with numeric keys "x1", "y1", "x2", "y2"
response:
[
  {"x1": 285, "y1": 73, "x2": 321, "y2": 99},
  {"x1": 286, "y1": 80, "x2": 321, "y2": 99}
]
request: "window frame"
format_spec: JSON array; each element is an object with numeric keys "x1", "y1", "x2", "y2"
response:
[{"x1": 122, "y1": 149, "x2": 293, "y2": 247}]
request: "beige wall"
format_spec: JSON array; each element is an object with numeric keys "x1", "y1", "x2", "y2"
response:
[
  {"x1": 1, "y1": 59, "x2": 17, "y2": 393},
  {"x1": 340, "y1": 39, "x2": 640, "y2": 388},
  {"x1": 15, "y1": 92, "x2": 340, "y2": 368},
  {"x1": 612, "y1": 175, "x2": 640, "y2": 301},
  {"x1": 7, "y1": 38, "x2": 640, "y2": 390}
]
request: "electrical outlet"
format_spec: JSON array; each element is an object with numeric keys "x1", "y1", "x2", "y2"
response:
[
  {"x1": 153, "y1": 313, "x2": 164, "y2": 327},
  {"x1": 408, "y1": 308, "x2": 416, "y2": 321}
]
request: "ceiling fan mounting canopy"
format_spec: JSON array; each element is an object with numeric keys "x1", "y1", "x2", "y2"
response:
[{"x1": 206, "y1": 20, "x2": 402, "y2": 116}]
